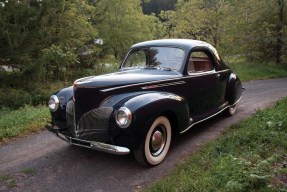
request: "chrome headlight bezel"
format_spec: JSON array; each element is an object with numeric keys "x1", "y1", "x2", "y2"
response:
[
  {"x1": 115, "y1": 107, "x2": 132, "y2": 128},
  {"x1": 48, "y1": 95, "x2": 60, "y2": 112}
]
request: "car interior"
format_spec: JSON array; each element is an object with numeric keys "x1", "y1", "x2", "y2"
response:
[{"x1": 188, "y1": 51, "x2": 213, "y2": 73}]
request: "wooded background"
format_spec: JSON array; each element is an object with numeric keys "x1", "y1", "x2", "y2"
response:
[{"x1": 0, "y1": 0, "x2": 286, "y2": 108}]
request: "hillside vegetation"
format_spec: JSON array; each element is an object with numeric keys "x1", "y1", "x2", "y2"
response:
[{"x1": 0, "y1": 0, "x2": 287, "y2": 109}]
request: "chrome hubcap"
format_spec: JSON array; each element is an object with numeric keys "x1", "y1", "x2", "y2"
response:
[
  {"x1": 152, "y1": 131, "x2": 163, "y2": 151},
  {"x1": 150, "y1": 125, "x2": 166, "y2": 156}
]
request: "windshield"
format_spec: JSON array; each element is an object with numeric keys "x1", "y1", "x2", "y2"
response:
[{"x1": 121, "y1": 47, "x2": 185, "y2": 71}]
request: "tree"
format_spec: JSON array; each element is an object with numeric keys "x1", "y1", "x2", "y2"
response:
[
  {"x1": 160, "y1": 0, "x2": 287, "y2": 64},
  {"x1": 160, "y1": 0, "x2": 227, "y2": 48},
  {"x1": 0, "y1": 0, "x2": 98, "y2": 83},
  {"x1": 94, "y1": 0, "x2": 157, "y2": 60},
  {"x1": 275, "y1": 0, "x2": 286, "y2": 64},
  {"x1": 224, "y1": 0, "x2": 287, "y2": 63}
]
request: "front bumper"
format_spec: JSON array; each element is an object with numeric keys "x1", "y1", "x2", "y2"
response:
[{"x1": 45, "y1": 124, "x2": 130, "y2": 155}]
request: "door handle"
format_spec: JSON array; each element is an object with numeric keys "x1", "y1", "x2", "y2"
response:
[{"x1": 216, "y1": 74, "x2": 221, "y2": 78}]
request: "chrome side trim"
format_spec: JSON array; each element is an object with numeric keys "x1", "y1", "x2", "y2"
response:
[
  {"x1": 141, "y1": 81, "x2": 186, "y2": 90},
  {"x1": 100, "y1": 78, "x2": 183, "y2": 92},
  {"x1": 187, "y1": 69, "x2": 216, "y2": 76},
  {"x1": 180, "y1": 96, "x2": 242, "y2": 134},
  {"x1": 180, "y1": 106, "x2": 228, "y2": 134},
  {"x1": 233, "y1": 95, "x2": 243, "y2": 105}
]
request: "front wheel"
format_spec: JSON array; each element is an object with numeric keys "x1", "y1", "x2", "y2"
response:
[{"x1": 134, "y1": 116, "x2": 172, "y2": 166}]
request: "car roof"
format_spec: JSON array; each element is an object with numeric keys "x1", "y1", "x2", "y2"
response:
[
  {"x1": 132, "y1": 39, "x2": 209, "y2": 48},
  {"x1": 131, "y1": 39, "x2": 220, "y2": 60}
]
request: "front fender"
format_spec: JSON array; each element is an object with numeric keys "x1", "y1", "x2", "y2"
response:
[
  {"x1": 105, "y1": 92, "x2": 190, "y2": 148},
  {"x1": 51, "y1": 86, "x2": 74, "y2": 123},
  {"x1": 125, "y1": 92, "x2": 190, "y2": 132}
]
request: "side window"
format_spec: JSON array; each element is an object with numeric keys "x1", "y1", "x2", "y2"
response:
[{"x1": 188, "y1": 51, "x2": 213, "y2": 73}]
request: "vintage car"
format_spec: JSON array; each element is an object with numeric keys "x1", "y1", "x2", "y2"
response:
[{"x1": 46, "y1": 39, "x2": 243, "y2": 166}]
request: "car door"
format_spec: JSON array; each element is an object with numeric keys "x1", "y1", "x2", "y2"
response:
[{"x1": 184, "y1": 50, "x2": 224, "y2": 122}]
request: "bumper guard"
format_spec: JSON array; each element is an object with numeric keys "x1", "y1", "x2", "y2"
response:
[{"x1": 45, "y1": 124, "x2": 130, "y2": 155}]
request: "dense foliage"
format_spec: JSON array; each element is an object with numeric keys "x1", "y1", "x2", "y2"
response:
[
  {"x1": 95, "y1": 0, "x2": 158, "y2": 60},
  {"x1": 0, "y1": 0, "x2": 158, "y2": 108},
  {"x1": 160, "y1": 0, "x2": 287, "y2": 64},
  {"x1": 0, "y1": 0, "x2": 97, "y2": 81},
  {"x1": 0, "y1": 0, "x2": 286, "y2": 109}
]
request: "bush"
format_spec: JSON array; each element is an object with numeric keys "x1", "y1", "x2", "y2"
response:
[
  {"x1": 0, "y1": 86, "x2": 57, "y2": 109},
  {"x1": 0, "y1": 70, "x2": 69, "y2": 109},
  {"x1": 29, "y1": 88, "x2": 53, "y2": 106},
  {"x1": 0, "y1": 89, "x2": 32, "y2": 109}
]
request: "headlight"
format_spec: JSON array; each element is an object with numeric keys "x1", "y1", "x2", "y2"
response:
[
  {"x1": 48, "y1": 95, "x2": 59, "y2": 112},
  {"x1": 115, "y1": 107, "x2": 132, "y2": 128}
]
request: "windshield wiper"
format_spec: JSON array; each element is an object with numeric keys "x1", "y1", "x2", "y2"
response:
[
  {"x1": 145, "y1": 65, "x2": 174, "y2": 71},
  {"x1": 145, "y1": 65, "x2": 160, "y2": 69},
  {"x1": 144, "y1": 65, "x2": 174, "y2": 71},
  {"x1": 159, "y1": 66, "x2": 173, "y2": 71}
]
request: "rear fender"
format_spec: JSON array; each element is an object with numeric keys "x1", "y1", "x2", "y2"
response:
[{"x1": 225, "y1": 73, "x2": 243, "y2": 105}]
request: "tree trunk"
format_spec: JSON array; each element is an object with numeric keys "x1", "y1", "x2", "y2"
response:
[{"x1": 275, "y1": 0, "x2": 285, "y2": 64}]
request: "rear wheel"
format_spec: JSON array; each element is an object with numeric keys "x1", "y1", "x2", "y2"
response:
[
  {"x1": 225, "y1": 104, "x2": 237, "y2": 116},
  {"x1": 134, "y1": 116, "x2": 171, "y2": 166}
]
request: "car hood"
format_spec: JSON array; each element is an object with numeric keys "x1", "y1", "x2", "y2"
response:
[{"x1": 74, "y1": 68, "x2": 182, "y2": 89}]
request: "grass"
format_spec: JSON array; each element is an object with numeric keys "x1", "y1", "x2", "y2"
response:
[
  {"x1": 0, "y1": 105, "x2": 50, "y2": 144},
  {"x1": 0, "y1": 168, "x2": 36, "y2": 190},
  {"x1": 21, "y1": 168, "x2": 37, "y2": 175},
  {"x1": 0, "y1": 175, "x2": 16, "y2": 189},
  {"x1": 147, "y1": 97, "x2": 287, "y2": 192},
  {"x1": 228, "y1": 62, "x2": 287, "y2": 81}
]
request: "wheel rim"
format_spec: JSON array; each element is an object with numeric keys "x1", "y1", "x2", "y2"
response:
[{"x1": 150, "y1": 125, "x2": 167, "y2": 156}]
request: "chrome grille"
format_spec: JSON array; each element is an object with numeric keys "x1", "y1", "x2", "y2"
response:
[
  {"x1": 78, "y1": 107, "x2": 113, "y2": 142},
  {"x1": 66, "y1": 99, "x2": 113, "y2": 142},
  {"x1": 66, "y1": 100, "x2": 75, "y2": 129},
  {"x1": 79, "y1": 107, "x2": 113, "y2": 132}
]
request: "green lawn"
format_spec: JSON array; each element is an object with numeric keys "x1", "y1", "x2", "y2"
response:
[
  {"x1": 228, "y1": 62, "x2": 287, "y2": 81},
  {"x1": 147, "y1": 97, "x2": 287, "y2": 192},
  {"x1": 0, "y1": 105, "x2": 50, "y2": 143}
]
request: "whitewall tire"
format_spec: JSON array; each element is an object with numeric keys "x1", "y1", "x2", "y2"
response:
[{"x1": 134, "y1": 116, "x2": 172, "y2": 166}]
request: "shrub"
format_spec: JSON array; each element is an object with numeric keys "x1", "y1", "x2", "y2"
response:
[{"x1": 0, "y1": 89, "x2": 32, "y2": 109}]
